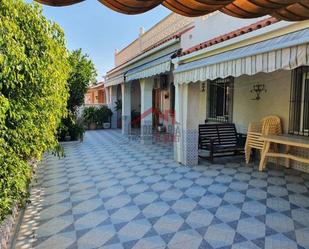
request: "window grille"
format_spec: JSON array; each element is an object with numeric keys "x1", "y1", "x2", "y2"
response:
[
  {"x1": 207, "y1": 77, "x2": 234, "y2": 123},
  {"x1": 289, "y1": 66, "x2": 309, "y2": 137}
]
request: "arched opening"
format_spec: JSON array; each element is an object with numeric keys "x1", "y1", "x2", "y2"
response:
[
  {"x1": 116, "y1": 84, "x2": 122, "y2": 129},
  {"x1": 130, "y1": 80, "x2": 141, "y2": 132}
]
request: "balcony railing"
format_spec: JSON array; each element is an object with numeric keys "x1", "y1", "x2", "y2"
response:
[{"x1": 114, "y1": 13, "x2": 193, "y2": 67}]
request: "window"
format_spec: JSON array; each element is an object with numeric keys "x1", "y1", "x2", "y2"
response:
[
  {"x1": 289, "y1": 66, "x2": 309, "y2": 136},
  {"x1": 207, "y1": 77, "x2": 234, "y2": 123}
]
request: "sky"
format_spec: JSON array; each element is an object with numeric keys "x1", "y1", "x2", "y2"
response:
[{"x1": 29, "y1": 1, "x2": 171, "y2": 80}]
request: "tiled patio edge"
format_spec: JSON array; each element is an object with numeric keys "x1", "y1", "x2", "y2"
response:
[
  {"x1": 0, "y1": 205, "x2": 19, "y2": 249},
  {"x1": 0, "y1": 161, "x2": 38, "y2": 249}
]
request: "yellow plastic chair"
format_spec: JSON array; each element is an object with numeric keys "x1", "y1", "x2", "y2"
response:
[{"x1": 245, "y1": 115, "x2": 282, "y2": 164}]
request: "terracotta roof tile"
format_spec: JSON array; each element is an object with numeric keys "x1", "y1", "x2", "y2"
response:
[{"x1": 179, "y1": 17, "x2": 279, "y2": 57}]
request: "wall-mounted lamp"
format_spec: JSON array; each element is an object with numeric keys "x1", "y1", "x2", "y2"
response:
[
  {"x1": 201, "y1": 82, "x2": 206, "y2": 92},
  {"x1": 250, "y1": 84, "x2": 266, "y2": 100}
]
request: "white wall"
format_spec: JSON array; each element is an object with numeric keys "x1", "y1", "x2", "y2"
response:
[
  {"x1": 199, "y1": 82, "x2": 207, "y2": 124},
  {"x1": 181, "y1": 12, "x2": 267, "y2": 51},
  {"x1": 233, "y1": 70, "x2": 291, "y2": 134}
]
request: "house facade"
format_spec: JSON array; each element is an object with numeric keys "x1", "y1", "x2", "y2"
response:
[
  {"x1": 104, "y1": 13, "x2": 193, "y2": 141},
  {"x1": 173, "y1": 13, "x2": 309, "y2": 171},
  {"x1": 105, "y1": 12, "x2": 309, "y2": 171},
  {"x1": 85, "y1": 82, "x2": 106, "y2": 106}
]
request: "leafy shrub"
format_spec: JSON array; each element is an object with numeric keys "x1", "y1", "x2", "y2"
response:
[
  {"x1": 83, "y1": 106, "x2": 98, "y2": 127},
  {"x1": 96, "y1": 106, "x2": 113, "y2": 125},
  {"x1": 114, "y1": 99, "x2": 122, "y2": 112},
  {"x1": 58, "y1": 49, "x2": 97, "y2": 141},
  {"x1": 58, "y1": 112, "x2": 84, "y2": 141},
  {"x1": 0, "y1": 0, "x2": 69, "y2": 221},
  {"x1": 83, "y1": 106, "x2": 113, "y2": 129}
]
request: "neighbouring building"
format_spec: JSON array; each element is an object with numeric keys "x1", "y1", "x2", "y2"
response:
[
  {"x1": 85, "y1": 82, "x2": 106, "y2": 106},
  {"x1": 104, "y1": 12, "x2": 309, "y2": 172}
]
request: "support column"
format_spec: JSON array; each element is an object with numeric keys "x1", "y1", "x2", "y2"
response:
[
  {"x1": 140, "y1": 78, "x2": 154, "y2": 144},
  {"x1": 122, "y1": 82, "x2": 131, "y2": 135},
  {"x1": 105, "y1": 86, "x2": 110, "y2": 106},
  {"x1": 174, "y1": 82, "x2": 182, "y2": 163},
  {"x1": 110, "y1": 85, "x2": 118, "y2": 129},
  {"x1": 174, "y1": 83, "x2": 200, "y2": 166}
]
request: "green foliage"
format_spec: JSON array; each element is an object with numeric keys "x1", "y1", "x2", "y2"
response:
[
  {"x1": 67, "y1": 49, "x2": 97, "y2": 112},
  {"x1": 83, "y1": 106, "x2": 113, "y2": 128},
  {"x1": 58, "y1": 112, "x2": 84, "y2": 141},
  {"x1": 59, "y1": 49, "x2": 97, "y2": 140},
  {"x1": 97, "y1": 106, "x2": 113, "y2": 125},
  {"x1": 83, "y1": 106, "x2": 98, "y2": 126},
  {"x1": 0, "y1": 0, "x2": 69, "y2": 221},
  {"x1": 114, "y1": 99, "x2": 122, "y2": 112}
]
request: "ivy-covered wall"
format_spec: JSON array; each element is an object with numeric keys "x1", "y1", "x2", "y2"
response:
[{"x1": 0, "y1": 0, "x2": 70, "y2": 221}]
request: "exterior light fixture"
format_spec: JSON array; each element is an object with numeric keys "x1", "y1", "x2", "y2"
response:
[
  {"x1": 250, "y1": 83, "x2": 267, "y2": 100},
  {"x1": 201, "y1": 82, "x2": 206, "y2": 92}
]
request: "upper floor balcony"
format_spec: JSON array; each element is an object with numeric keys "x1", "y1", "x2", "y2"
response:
[{"x1": 114, "y1": 13, "x2": 193, "y2": 67}]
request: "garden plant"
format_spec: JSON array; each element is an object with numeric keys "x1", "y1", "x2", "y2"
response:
[{"x1": 0, "y1": 0, "x2": 70, "y2": 221}]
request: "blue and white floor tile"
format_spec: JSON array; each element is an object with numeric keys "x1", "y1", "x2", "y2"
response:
[{"x1": 14, "y1": 130, "x2": 309, "y2": 249}]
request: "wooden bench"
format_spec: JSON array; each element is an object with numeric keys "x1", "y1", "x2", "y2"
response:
[{"x1": 199, "y1": 123, "x2": 246, "y2": 162}]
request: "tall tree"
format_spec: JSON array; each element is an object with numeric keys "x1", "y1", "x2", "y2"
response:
[
  {"x1": 67, "y1": 49, "x2": 97, "y2": 112},
  {"x1": 58, "y1": 49, "x2": 97, "y2": 141}
]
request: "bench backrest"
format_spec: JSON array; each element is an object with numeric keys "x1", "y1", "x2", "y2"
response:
[{"x1": 199, "y1": 123, "x2": 238, "y2": 146}]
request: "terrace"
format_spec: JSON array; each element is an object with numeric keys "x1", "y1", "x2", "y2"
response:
[{"x1": 13, "y1": 130, "x2": 309, "y2": 249}]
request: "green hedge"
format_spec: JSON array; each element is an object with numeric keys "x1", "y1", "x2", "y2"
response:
[{"x1": 0, "y1": 0, "x2": 70, "y2": 221}]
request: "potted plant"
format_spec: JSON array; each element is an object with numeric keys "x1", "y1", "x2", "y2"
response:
[
  {"x1": 83, "y1": 106, "x2": 97, "y2": 130},
  {"x1": 69, "y1": 117, "x2": 85, "y2": 141},
  {"x1": 114, "y1": 99, "x2": 122, "y2": 112},
  {"x1": 95, "y1": 106, "x2": 113, "y2": 129},
  {"x1": 115, "y1": 99, "x2": 122, "y2": 129}
]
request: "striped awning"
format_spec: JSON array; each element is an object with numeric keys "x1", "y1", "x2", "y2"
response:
[
  {"x1": 125, "y1": 53, "x2": 173, "y2": 82},
  {"x1": 104, "y1": 74, "x2": 124, "y2": 87},
  {"x1": 36, "y1": 0, "x2": 309, "y2": 21},
  {"x1": 174, "y1": 28, "x2": 309, "y2": 85}
]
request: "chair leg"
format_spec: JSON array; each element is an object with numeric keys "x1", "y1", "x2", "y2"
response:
[
  {"x1": 245, "y1": 145, "x2": 251, "y2": 164},
  {"x1": 259, "y1": 141, "x2": 270, "y2": 171}
]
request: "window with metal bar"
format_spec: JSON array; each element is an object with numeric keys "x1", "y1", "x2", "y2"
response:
[
  {"x1": 289, "y1": 66, "x2": 309, "y2": 137},
  {"x1": 207, "y1": 77, "x2": 234, "y2": 123}
]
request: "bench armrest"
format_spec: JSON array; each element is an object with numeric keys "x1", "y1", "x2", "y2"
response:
[
  {"x1": 237, "y1": 133, "x2": 246, "y2": 138},
  {"x1": 236, "y1": 133, "x2": 247, "y2": 147},
  {"x1": 199, "y1": 136, "x2": 217, "y2": 150}
]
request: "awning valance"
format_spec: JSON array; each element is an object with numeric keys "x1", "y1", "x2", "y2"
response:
[
  {"x1": 126, "y1": 53, "x2": 173, "y2": 82},
  {"x1": 36, "y1": 1, "x2": 309, "y2": 21},
  {"x1": 104, "y1": 74, "x2": 124, "y2": 87},
  {"x1": 174, "y1": 28, "x2": 309, "y2": 84}
]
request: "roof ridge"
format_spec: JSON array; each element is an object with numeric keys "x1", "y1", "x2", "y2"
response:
[{"x1": 180, "y1": 17, "x2": 279, "y2": 57}]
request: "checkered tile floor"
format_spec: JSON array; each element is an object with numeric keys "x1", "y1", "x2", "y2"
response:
[{"x1": 14, "y1": 130, "x2": 309, "y2": 249}]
